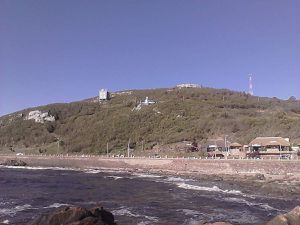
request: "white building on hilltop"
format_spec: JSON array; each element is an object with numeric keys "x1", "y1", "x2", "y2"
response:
[
  {"x1": 141, "y1": 97, "x2": 156, "y2": 105},
  {"x1": 99, "y1": 89, "x2": 110, "y2": 101},
  {"x1": 176, "y1": 83, "x2": 201, "y2": 89},
  {"x1": 132, "y1": 97, "x2": 156, "y2": 111}
]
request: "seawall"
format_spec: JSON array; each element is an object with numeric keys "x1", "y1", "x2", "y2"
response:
[{"x1": 1, "y1": 155, "x2": 300, "y2": 177}]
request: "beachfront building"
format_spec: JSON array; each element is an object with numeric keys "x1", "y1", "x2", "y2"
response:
[
  {"x1": 206, "y1": 138, "x2": 230, "y2": 158},
  {"x1": 248, "y1": 137, "x2": 294, "y2": 159},
  {"x1": 229, "y1": 142, "x2": 246, "y2": 158}
]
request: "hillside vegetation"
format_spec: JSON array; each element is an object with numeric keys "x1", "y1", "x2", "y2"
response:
[{"x1": 1, "y1": 87, "x2": 300, "y2": 155}]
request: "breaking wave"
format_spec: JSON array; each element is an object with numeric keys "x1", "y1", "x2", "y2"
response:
[
  {"x1": 84, "y1": 169, "x2": 101, "y2": 174},
  {"x1": 43, "y1": 203, "x2": 70, "y2": 209},
  {"x1": 0, "y1": 165, "x2": 80, "y2": 172},
  {"x1": 131, "y1": 173, "x2": 162, "y2": 179},
  {"x1": 104, "y1": 175, "x2": 123, "y2": 180},
  {"x1": 0, "y1": 204, "x2": 32, "y2": 216},
  {"x1": 223, "y1": 197, "x2": 281, "y2": 211},
  {"x1": 176, "y1": 183, "x2": 242, "y2": 195},
  {"x1": 112, "y1": 207, "x2": 159, "y2": 222},
  {"x1": 165, "y1": 176, "x2": 194, "y2": 183},
  {"x1": 178, "y1": 209, "x2": 203, "y2": 216}
]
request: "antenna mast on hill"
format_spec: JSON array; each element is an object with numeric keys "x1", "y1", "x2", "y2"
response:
[{"x1": 248, "y1": 74, "x2": 254, "y2": 96}]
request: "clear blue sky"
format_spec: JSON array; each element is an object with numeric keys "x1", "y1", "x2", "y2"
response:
[{"x1": 1, "y1": 0, "x2": 299, "y2": 116}]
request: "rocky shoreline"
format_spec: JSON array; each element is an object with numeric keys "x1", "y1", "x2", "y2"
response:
[
  {"x1": 29, "y1": 205, "x2": 300, "y2": 225},
  {"x1": 0, "y1": 159, "x2": 27, "y2": 166}
]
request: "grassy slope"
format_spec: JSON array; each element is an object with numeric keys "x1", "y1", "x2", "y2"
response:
[{"x1": 1, "y1": 87, "x2": 300, "y2": 155}]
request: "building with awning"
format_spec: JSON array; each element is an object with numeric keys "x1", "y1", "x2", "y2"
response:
[{"x1": 248, "y1": 137, "x2": 293, "y2": 158}]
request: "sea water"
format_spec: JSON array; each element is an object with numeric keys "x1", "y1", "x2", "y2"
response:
[{"x1": 0, "y1": 166, "x2": 298, "y2": 225}]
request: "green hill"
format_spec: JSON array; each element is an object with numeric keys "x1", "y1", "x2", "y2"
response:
[{"x1": 1, "y1": 86, "x2": 300, "y2": 156}]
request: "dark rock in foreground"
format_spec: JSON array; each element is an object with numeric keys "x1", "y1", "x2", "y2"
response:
[
  {"x1": 30, "y1": 206, "x2": 117, "y2": 225},
  {"x1": 267, "y1": 206, "x2": 300, "y2": 225},
  {"x1": 1, "y1": 159, "x2": 27, "y2": 166}
]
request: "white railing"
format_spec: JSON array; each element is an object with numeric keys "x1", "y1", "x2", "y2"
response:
[{"x1": 0, "y1": 153, "x2": 299, "y2": 161}]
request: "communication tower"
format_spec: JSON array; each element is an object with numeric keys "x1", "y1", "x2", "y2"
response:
[{"x1": 249, "y1": 75, "x2": 254, "y2": 96}]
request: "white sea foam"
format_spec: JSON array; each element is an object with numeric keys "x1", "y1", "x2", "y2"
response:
[
  {"x1": 112, "y1": 207, "x2": 158, "y2": 222},
  {"x1": 105, "y1": 176, "x2": 123, "y2": 180},
  {"x1": 0, "y1": 165, "x2": 80, "y2": 172},
  {"x1": 224, "y1": 197, "x2": 281, "y2": 211},
  {"x1": 137, "y1": 221, "x2": 153, "y2": 225},
  {"x1": 85, "y1": 168, "x2": 128, "y2": 174},
  {"x1": 112, "y1": 208, "x2": 140, "y2": 217},
  {"x1": 43, "y1": 203, "x2": 70, "y2": 209},
  {"x1": 185, "y1": 219, "x2": 206, "y2": 225},
  {"x1": 258, "y1": 203, "x2": 280, "y2": 211},
  {"x1": 165, "y1": 176, "x2": 194, "y2": 182},
  {"x1": 1, "y1": 220, "x2": 9, "y2": 224},
  {"x1": 176, "y1": 183, "x2": 242, "y2": 195},
  {"x1": 132, "y1": 173, "x2": 162, "y2": 179},
  {"x1": 179, "y1": 209, "x2": 203, "y2": 216},
  {"x1": 0, "y1": 201, "x2": 9, "y2": 207},
  {"x1": 0, "y1": 204, "x2": 32, "y2": 216},
  {"x1": 84, "y1": 169, "x2": 101, "y2": 174}
]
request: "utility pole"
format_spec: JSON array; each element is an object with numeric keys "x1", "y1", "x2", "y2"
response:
[
  {"x1": 224, "y1": 135, "x2": 228, "y2": 158},
  {"x1": 279, "y1": 144, "x2": 282, "y2": 160},
  {"x1": 127, "y1": 138, "x2": 131, "y2": 157},
  {"x1": 106, "y1": 142, "x2": 109, "y2": 157}
]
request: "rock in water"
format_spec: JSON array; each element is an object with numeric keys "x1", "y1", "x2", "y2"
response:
[
  {"x1": 1, "y1": 159, "x2": 27, "y2": 166},
  {"x1": 30, "y1": 206, "x2": 117, "y2": 225},
  {"x1": 267, "y1": 206, "x2": 300, "y2": 225},
  {"x1": 254, "y1": 173, "x2": 266, "y2": 180},
  {"x1": 99, "y1": 207, "x2": 115, "y2": 225}
]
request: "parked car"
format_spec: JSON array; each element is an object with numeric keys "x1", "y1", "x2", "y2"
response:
[{"x1": 280, "y1": 154, "x2": 291, "y2": 160}]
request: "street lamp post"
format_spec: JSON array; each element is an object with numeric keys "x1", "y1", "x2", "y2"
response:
[
  {"x1": 106, "y1": 142, "x2": 109, "y2": 157},
  {"x1": 57, "y1": 137, "x2": 60, "y2": 155}
]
